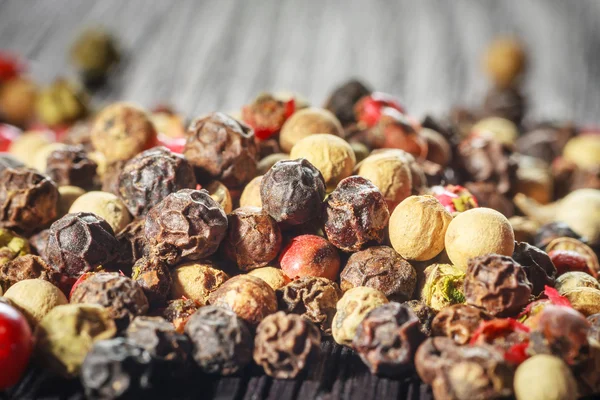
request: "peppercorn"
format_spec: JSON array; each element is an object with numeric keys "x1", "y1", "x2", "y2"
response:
[
  {"x1": 254, "y1": 311, "x2": 321, "y2": 379},
  {"x1": 184, "y1": 305, "x2": 253, "y2": 375},
  {"x1": 4, "y1": 279, "x2": 68, "y2": 326},
  {"x1": 465, "y1": 181, "x2": 515, "y2": 216},
  {"x1": 483, "y1": 36, "x2": 527, "y2": 88},
  {"x1": 209, "y1": 274, "x2": 276, "y2": 325},
  {"x1": 278, "y1": 234, "x2": 341, "y2": 280},
  {"x1": 184, "y1": 112, "x2": 257, "y2": 188},
  {"x1": 90, "y1": 102, "x2": 157, "y2": 163},
  {"x1": 0, "y1": 228, "x2": 29, "y2": 266},
  {"x1": 56, "y1": 185, "x2": 85, "y2": 218},
  {"x1": 277, "y1": 276, "x2": 341, "y2": 335},
  {"x1": 118, "y1": 146, "x2": 196, "y2": 217},
  {"x1": 534, "y1": 222, "x2": 587, "y2": 251},
  {"x1": 80, "y1": 338, "x2": 154, "y2": 399},
  {"x1": 239, "y1": 175, "x2": 263, "y2": 208},
  {"x1": 101, "y1": 159, "x2": 127, "y2": 195},
  {"x1": 0, "y1": 77, "x2": 37, "y2": 126},
  {"x1": 471, "y1": 116, "x2": 518, "y2": 146},
  {"x1": 430, "y1": 184, "x2": 478, "y2": 215},
  {"x1": 70, "y1": 28, "x2": 120, "y2": 85},
  {"x1": 513, "y1": 354, "x2": 577, "y2": 400},
  {"x1": 279, "y1": 107, "x2": 343, "y2": 153},
  {"x1": 0, "y1": 255, "x2": 67, "y2": 294},
  {"x1": 260, "y1": 159, "x2": 326, "y2": 228},
  {"x1": 131, "y1": 256, "x2": 172, "y2": 306},
  {"x1": 145, "y1": 189, "x2": 228, "y2": 266},
  {"x1": 28, "y1": 229, "x2": 48, "y2": 259},
  {"x1": 324, "y1": 176, "x2": 389, "y2": 252},
  {"x1": 341, "y1": 246, "x2": 416, "y2": 301},
  {"x1": 162, "y1": 298, "x2": 200, "y2": 333},
  {"x1": 562, "y1": 287, "x2": 600, "y2": 317},
  {"x1": 545, "y1": 237, "x2": 599, "y2": 278},
  {"x1": 332, "y1": 286, "x2": 388, "y2": 346},
  {"x1": 35, "y1": 79, "x2": 89, "y2": 126},
  {"x1": 404, "y1": 300, "x2": 437, "y2": 336},
  {"x1": 509, "y1": 216, "x2": 540, "y2": 243},
  {"x1": 170, "y1": 261, "x2": 229, "y2": 305},
  {"x1": 205, "y1": 180, "x2": 233, "y2": 214},
  {"x1": 248, "y1": 266, "x2": 290, "y2": 290},
  {"x1": 431, "y1": 304, "x2": 491, "y2": 345},
  {"x1": 445, "y1": 207, "x2": 516, "y2": 270},
  {"x1": 563, "y1": 134, "x2": 600, "y2": 170},
  {"x1": 46, "y1": 212, "x2": 119, "y2": 280},
  {"x1": 35, "y1": 303, "x2": 116, "y2": 377},
  {"x1": 368, "y1": 111, "x2": 427, "y2": 159},
  {"x1": 511, "y1": 241, "x2": 556, "y2": 296},
  {"x1": 221, "y1": 207, "x2": 282, "y2": 271},
  {"x1": 71, "y1": 272, "x2": 149, "y2": 330},
  {"x1": 555, "y1": 271, "x2": 600, "y2": 294},
  {"x1": 69, "y1": 191, "x2": 133, "y2": 233},
  {"x1": 421, "y1": 128, "x2": 452, "y2": 167},
  {"x1": 44, "y1": 145, "x2": 97, "y2": 189},
  {"x1": 115, "y1": 218, "x2": 149, "y2": 271},
  {"x1": 0, "y1": 168, "x2": 59, "y2": 233},
  {"x1": 324, "y1": 79, "x2": 372, "y2": 126},
  {"x1": 241, "y1": 92, "x2": 294, "y2": 140},
  {"x1": 420, "y1": 263, "x2": 466, "y2": 311},
  {"x1": 0, "y1": 154, "x2": 24, "y2": 175},
  {"x1": 483, "y1": 86, "x2": 526, "y2": 125}
]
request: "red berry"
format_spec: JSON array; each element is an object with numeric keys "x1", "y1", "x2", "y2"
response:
[
  {"x1": 0, "y1": 124, "x2": 21, "y2": 152},
  {"x1": 156, "y1": 132, "x2": 186, "y2": 153},
  {"x1": 548, "y1": 250, "x2": 593, "y2": 276},
  {"x1": 279, "y1": 234, "x2": 340, "y2": 281},
  {"x1": 0, "y1": 302, "x2": 32, "y2": 389},
  {"x1": 354, "y1": 92, "x2": 405, "y2": 128},
  {"x1": 0, "y1": 52, "x2": 24, "y2": 83}
]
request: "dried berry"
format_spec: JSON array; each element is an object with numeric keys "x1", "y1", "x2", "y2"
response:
[
  {"x1": 483, "y1": 37, "x2": 527, "y2": 88},
  {"x1": 118, "y1": 146, "x2": 196, "y2": 217},
  {"x1": 0, "y1": 228, "x2": 29, "y2": 266},
  {"x1": 324, "y1": 176, "x2": 389, "y2": 252},
  {"x1": 184, "y1": 305, "x2": 253, "y2": 375},
  {"x1": 115, "y1": 218, "x2": 149, "y2": 271},
  {"x1": 70, "y1": 28, "x2": 120, "y2": 84},
  {"x1": 35, "y1": 79, "x2": 89, "y2": 126},
  {"x1": 101, "y1": 160, "x2": 127, "y2": 195},
  {"x1": 162, "y1": 298, "x2": 200, "y2": 333},
  {"x1": 248, "y1": 267, "x2": 290, "y2": 290},
  {"x1": 431, "y1": 184, "x2": 478, "y2": 214},
  {"x1": 260, "y1": 159, "x2": 326, "y2": 227},
  {"x1": 464, "y1": 181, "x2": 515, "y2": 217},
  {"x1": 254, "y1": 311, "x2": 320, "y2": 379},
  {"x1": 221, "y1": 207, "x2": 282, "y2": 271},
  {"x1": 332, "y1": 286, "x2": 388, "y2": 346},
  {"x1": 279, "y1": 107, "x2": 343, "y2": 153},
  {"x1": 71, "y1": 272, "x2": 149, "y2": 329},
  {"x1": 44, "y1": 145, "x2": 96, "y2": 189},
  {"x1": 278, "y1": 234, "x2": 340, "y2": 280},
  {"x1": 184, "y1": 112, "x2": 257, "y2": 188},
  {"x1": 367, "y1": 110, "x2": 426, "y2": 159},
  {"x1": 69, "y1": 191, "x2": 132, "y2": 233},
  {"x1": 464, "y1": 254, "x2": 532, "y2": 317},
  {"x1": 35, "y1": 304, "x2": 116, "y2": 377},
  {"x1": 90, "y1": 103, "x2": 157, "y2": 163},
  {"x1": 46, "y1": 212, "x2": 119, "y2": 279},
  {"x1": 0, "y1": 168, "x2": 59, "y2": 233},
  {"x1": 514, "y1": 354, "x2": 577, "y2": 400},
  {"x1": 208, "y1": 275, "x2": 277, "y2": 325},
  {"x1": 57, "y1": 185, "x2": 85, "y2": 218},
  {"x1": 404, "y1": 300, "x2": 437, "y2": 336},
  {"x1": 420, "y1": 263, "x2": 466, "y2": 311},
  {"x1": 241, "y1": 92, "x2": 294, "y2": 140},
  {"x1": 28, "y1": 228, "x2": 48, "y2": 259},
  {"x1": 341, "y1": 246, "x2": 416, "y2": 302},
  {"x1": 353, "y1": 303, "x2": 426, "y2": 376},
  {"x1": 555, "y1": 271, "x2": 600, "y2": 294},
  {"x1": 471, "y1": 116, "x2": 518, "y2": 146},
  {"x1": 239, "y1": 175, "x2": 263, "y2": 208},
  {"x1": 431, "y1": 304, "x2": 491, "y2": 345},
  {"x1": 170, "y1": 261, "x2": 229, "y2": 305},
  {"x1": 534, "y1": 222, "x2": 586, "y2": 251},
  {"x1": 205, "y1": 180, "x2": 233, "y2": 214},
  {"x1": 80, "y1": 338, "x2": 154, "y2": 399},
  {"x1": 3, "y1": 279, "x2": 68, "y2": 326},
  {"x1": 324, "y1": 79, "x2": 371, "y2": 126},
  {"x1": 277, "y1": 276, "x2": 342, "y2": 335},
  {"x1": 562, "y1": 287, "x2": 600, "y2": 317},
  {"x1": 145, "y1": 189, "x2": 228, "y2": 266},
  {"x1": 0, "y1": 254, "x2": 67, "y2": 294},
  {"x1": 511, "y1": 241, "x2": 557, "y2": 296},
  {"x1": 545, "y1": 237, "x2": 599, "y2": 278},
  {"x1": 131, "y1": 256, "x2": 172, "y2": 306}
]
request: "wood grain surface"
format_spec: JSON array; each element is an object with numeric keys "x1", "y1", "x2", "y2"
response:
[{"x1": 1, "y1": 0, "x2": 600, "y2": 124}]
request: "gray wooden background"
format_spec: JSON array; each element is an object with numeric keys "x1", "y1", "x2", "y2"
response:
[{"x1": 1, "y1": 0, "x2": 600, "y2": 124}]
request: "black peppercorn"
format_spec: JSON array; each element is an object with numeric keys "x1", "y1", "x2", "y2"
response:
[
  {"x1": 45, "y1": 145, "x2": 97, "y2": 189},
  {"x1": 114, "y1": 218, "x2": 149, "y2": 273},
  {"x1": 324, "y1": 79, "x2": 372, "y2": 126},
  {"x1": 512, "y1": 241, "x2": 556, "y2": 296}
]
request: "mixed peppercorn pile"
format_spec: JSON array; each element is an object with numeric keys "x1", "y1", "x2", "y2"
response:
[{"x1": 0, "y1": 31, "x2": 599, "y2": 400}]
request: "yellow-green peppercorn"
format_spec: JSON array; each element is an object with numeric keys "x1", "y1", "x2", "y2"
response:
[
  {"x1": 70, "y1": 28, "x2": 120, "y2": 83},
  {"x1": 0, "y1": 228, "x2": 30, "y2": 266},
  {"x1": 35, "y1": 79, "x2": 89, "y2": 126},
  {"x1": 420, "y1": 263, "x2": 466, "y2": 311}
]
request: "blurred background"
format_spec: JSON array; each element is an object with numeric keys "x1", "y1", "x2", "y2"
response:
[{"x1": 1, "y1": 0, "x2": 600, "y2": 123}]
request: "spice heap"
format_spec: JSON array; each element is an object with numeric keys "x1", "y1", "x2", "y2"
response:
[{"x1": 1, "y1": 35, "x2": 600, "y2": 400}]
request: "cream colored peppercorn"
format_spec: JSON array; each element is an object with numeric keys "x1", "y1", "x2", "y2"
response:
[
  {"x1": 57, "y1": 186, "x2": 86, "y2": 217},
  {"x1": 472, "y1": 117, "x2": 519, "y2": 146},
  {"x1": 332, "y1": 287, "x2": 388, "y2": 346},
  {"x1": 205, "y1": 180, "x2": 233, "y2": 214},
  {"x1": 279, "y1": 107, "x2": 343, "y2": 153},
  {"x1": 170, "y1": 261, "x2": 229, "y2": 305},
  {"x1": 69, "y1": 191, "x2": 132, "y2": 233},
  {"x1": 248, "y1": 267, "x2": 291, "y2": 291},
  {"x1": 240, "y1": 175, "x2": 263, "y2": 208},
  {"x1": 4, "y1": 279, "x2": 68, "y2": 326},
  {"x1": 562, "y1": 134, "x2": 600, "y2": 170},
  {"x1": 555, "y1": 272, "x2": 600, "y2": 295},
  {"x1": 562, "y1": 287, "x2": 600, "y2": 317},
  {"x1": 514, "y1": 355, "x2": 577, "y2": 400}
]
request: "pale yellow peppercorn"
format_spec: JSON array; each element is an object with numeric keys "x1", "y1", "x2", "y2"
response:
[
  {"x1": 69, "y1": 191, "x2": 132, "y2": 233},
  {"x1": 248, "y1": 267, "x2": 291, "y2": 291},
  {"x1": 332, "y1": 287, "x2": 388, "y2": 346},
  {"x1": 4, "y1": 279, "x2": 68, "y2": 326},
  {"x1": 170, "y1": 262, "x2": 229, "y2": 305}
]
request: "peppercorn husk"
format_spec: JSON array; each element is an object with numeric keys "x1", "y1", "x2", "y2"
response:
[
  {"x1": 161, "y1": 298, "x2": 200, "y2": 333},
  {"x1": 420, "y1": 264, "x2": 466, "y2": 311},
  {"x1": 35, "y1": 303, "x2": 117, "y2": 377}
]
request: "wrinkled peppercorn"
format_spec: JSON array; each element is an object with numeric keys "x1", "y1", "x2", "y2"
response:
[
  {"x1": 405, "y1": 300, "x2": 437, "y2": 336},
  {"x1": 353, "y1": 303, "x2": 426, "y2": 376},
  {"x1": 0, "y1": 254, "x2": 68, "y2": 294},
  {"x1": 0, "y1": 228, "x2": 29, "y2": 266},
  {"x1": 184, "y1": 305, "x2": 253, "y2": 375},
  {"x1": 324, "y1": 79, "x2": 372, "y2": 126},
  {"x1": 115, "y1": 218, "x2": 149, "y2": 272},
  {"x1": 71, "y1": 272, "x2": 149, "y2": 329},
  {"x1": 0, "y1": 168, "x2": 59, "y2": 233},
  {"x1": 341, "y1": 246, "x2": 416, "y2": 302},
  {"x1": 260, "y1": 158, "x2": 326, "y2": 227},
  {"x1": 184, "y1": 112, "x2": 257, "y2": 188},
  {"x1": 254, "y1": 311, "x2": 321, "y2": 379},
  {"x1": 208, "y1": 275, "x2": 277, "y2": 326},
  {"x1": 162, "y1": 298, "x2": 200, "y2": 333},
  {"x1": 170, "y1": 261, "x2": 229, "y2": 305},
  {"x1": 46, "y1": 212, "x2": 119, "y2": 280},
  {"x1": 131, "y1": 256, "x2": 172, "y2": 306},
  {"x1": 118, "y1": 146, "x2": 196, "y2": 217},
  {"x1": 324, "y1": 176, "x2": 389, "y2": 252},
  {"x1": 464, "y1": 254, "x2": 532, "y2": 317},
  {"x1": 80, "y1": 338, "x2": 154, "y2": 399},
  {"x1": 101, "y1": 160, "x2": 127, "y2": 195},
  {"x1": 221, "y1": 207, "x2": 282, "y2": 271},
  {"x1": 512, "y1": 241, "x2": 556, "y2": 296},
  {"x1": 277, "y1": 276, "x2": 342, "y2": 336},
  {"x1": 29, "y1": 228, "x2": 49, "y2": 259},
  {"x1": 45, "y1": 145, "x2": 97, "y2": 189},
  {"x1": 420, "y1": 263, "x2": 466, "y2": 311},
  {"x1": 431, "y1": 304, "x2": 491, "y2": 345},
  {"x1": 241, "y1": 92, "x2": 294, "y2": 140},
  {"x1": 145, "y1": 189, "x2": 228, "y2": 266}
]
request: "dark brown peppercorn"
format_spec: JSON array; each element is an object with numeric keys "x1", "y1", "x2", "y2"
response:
[
  {"x1": 45, "y1": 145, "x2": 97, "y2": 189},
  {"x1": 220, "y1": 207, "x2": 282, "y2": 271},
  {"x1": 29, "y1": 229, "x2": 49, "y2": 259},
  {"x1": 483, "y1": 86, "x2": 526, "y2": 125},
  {"x1": 431, "y1": 304, "x2": 491, "y2": 345},
  {"x1": 512, "y1": 241, "x2": 556, "y2": 296},
  {"x1": 184, "y1": 112, "x2": 257, "y2": 188},
  {"x1": 0, "y1": 254, "x2": 68, "y2": 293},
  {"x1": 184, "y1": 305, "x2": 253, "y2": 375},
  {"x1": 118, "y1": 146, "x2": 196, "y2": 217},
  {"x1": 277, "y1": 276, "x2": 342, "y2": 335},
  {"x1": 162, "y1": 298, "x2": 201, "y2": 333},
  {"x1": 353, "y1": 303, "x2": 426, "y2": 377},
  {"x1": 340, "y1": 246, "x2": 416, "y2": 301},
  {"x1": 71, "y1": 272, "x2": 149, "y2": 330},
  {"x1": 131, "y1": 256, "x2": 172, "y2": 306},
  {"x1": 464, "y1": 181, "x2": 515, "y2": 217},
  {"x1": 404, "y1": 300, "x2": 437, "y2": 336},
  {"x1": 145, "y1": 189, "x2": 228, "y2": 266},
  {"x1": 324, "y1": 176, "x2": 390, "y2": 252},
  {"x1": 114, "y1": 218, "x2": 149, "y2": 272},
  {"x1": 324, "y1": 79, "x2": 372, "y2": 126},
  {"x1": 260, "y1": 158, "x2": 326, "y2": 228},
  {"x1": 515, "y1": 123, "x2": 574, "y2": 164},
  {"x1": 208, "y1": 275, "x2": 277, "y2": 326},
  {"x1": 0, "y1": 168, "x2": 59, "y2": 233},
  {"x1": 534, "y1": 222, "x2": 587, "y2": 251},
  {"x1": 101, "y1": 160, "x2": 127, "y2": 195},
  {"x1": 254, "y1": 311, "x2": 321, "y2": 379},
  {"x1": 125, "y1": 316, "x2": 191, "y2": 365},
  {"x1": 414, "y1": 336, "x2": 458, "y2": 385},
  {"x1": 464, "y1": 254, "x2": 532, "y2": 317},
  {"x1": 46, "y1": 212, "x2": 119, "y2": 279}
]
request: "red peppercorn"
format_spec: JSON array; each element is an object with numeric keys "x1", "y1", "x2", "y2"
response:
[
  {"x1": 432, "y1": 184, "x2": 479, "y2": 213},
  {"x1": 548, "y1": 250, "x2": 594, "y2": 277},
  {"x1": 0, "y1": 52, "x2": 24, "y2": 83},
  {"x1": 0, "y1": 124, "x2": 21, "y2": 152},
  {"x1": 156, "y1": 132, "x2": 186, "y2": 153},
  {"x1": 279, "y1": 234, "x2": 340, "y2": 281},
  {"x1": 354, "y1": 92, "x2": 405, "y2": 128},
  {"x1": 0, "y1": 302, "x2": 33, "y2": 389}
]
